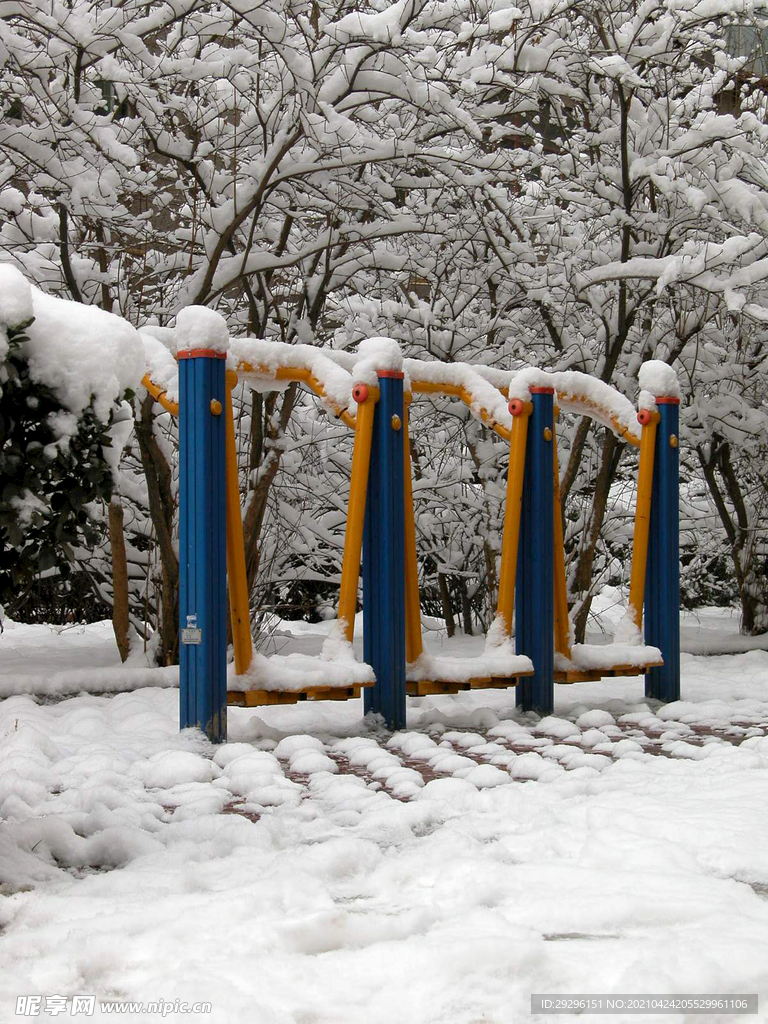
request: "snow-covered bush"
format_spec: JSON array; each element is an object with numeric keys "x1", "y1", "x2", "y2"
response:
[
  {"x1": 0, "y1": 267, "x2": 143, "y2": 625},
  {"x1": 0, "y1": 314, "x2": 112, "y2": 617}
]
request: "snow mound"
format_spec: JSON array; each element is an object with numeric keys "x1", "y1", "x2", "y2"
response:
[
  {"x1": 176, "y1": 305, "x2": 229, "y2": 355},
  {"x1": 0, "y1": 263, "x2": 34, "y2": 353},
  {"x1": 21, "y1": 277, "x2": 144, "y2": 422},
  {"x1": 638, "y1": 359, "x2": 680, "y2": 400}
]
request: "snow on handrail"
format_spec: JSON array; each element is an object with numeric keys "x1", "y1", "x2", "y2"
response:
[
  {"x1": 237, "y1": 361, "x2": 357, "y2": 429},
  {"x1": 405, "y1": 357, "x2": 513, "y2": 442},
  {"x1": 141, "y1": 333, "x2": 644, "y2": 446},
  {"x1": 404, "y1": 359, "x2": 642, "y2": 447},
  {"x1": 553, "y1": 385, "x2": 641, "y2": 448}
]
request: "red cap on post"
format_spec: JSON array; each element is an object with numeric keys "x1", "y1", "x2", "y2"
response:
[
  {"x1": 177, "y1": 349, "x2": 227, "y2": 360},
  {"x1": 508, "y1": 398, "x2": 525, "y2": 417}
]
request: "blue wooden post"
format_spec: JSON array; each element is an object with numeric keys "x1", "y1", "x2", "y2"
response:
[
  {"x1": 516, "y1": 387, "x2": 554, "y2": 714},
  {"x1": 363, "y1": 372, "x2": 406, "y2": 730},
  {"x1": 179, "y1": 349, "x2": 227, "y2": 742},
  {"x1": 645, "y1": 398, "x2": 680, "y2": 703}
]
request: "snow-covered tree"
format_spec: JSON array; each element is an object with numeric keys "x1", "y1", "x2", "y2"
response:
[
  {"x1": 5, "y1": 0, "x2": 768, "y2": 639},
  {"x1": 394, "y1": 0, "x2": 768, "y2": 635},
  {"x1": 1, "y1": 0, "x2": 511, "y2": 644}
]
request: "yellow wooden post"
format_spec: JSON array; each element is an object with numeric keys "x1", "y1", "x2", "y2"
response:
[
  {"x1": 628, "y1": 409, "x2": 660, "y2": 629},
  {"x1": 496, "y1": 401, "x2": 531, "y2": 635},
  {"x1": 337, "y1": 385, "x2": 379, "y2": 641},
  {"x1": 224, "y1": 370, "x2": 253, "y2": 675},
  {"x1": 402, "y1": 397, "x2": 423, "y2": 665},
  {"x1": 551, "y1": 416, "x2": 571, "y2": 660}
]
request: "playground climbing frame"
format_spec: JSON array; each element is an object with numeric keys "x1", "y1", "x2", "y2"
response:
[{"x1": 143, "y1": 329, "x2": 680, "y2": 742}]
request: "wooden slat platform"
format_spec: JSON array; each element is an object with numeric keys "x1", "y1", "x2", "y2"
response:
[
  {"x1": 555, "y1": 661, "x2": 663, "y2": 683},
  {"x1": 406, "y1": 675, "x2": 528, "y2": 697},
  {"x1": 227, "y1": 681, "x2": 374, "y2": 707},
  {"x1": 228, "y1": 661, "x2": 664, "y2": 705}
]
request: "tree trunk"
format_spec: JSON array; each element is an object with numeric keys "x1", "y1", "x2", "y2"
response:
[
  {"x1": 467, "y1": 434, "x2": 499, "y2": 619},
  {"x1": 243, "y1": 384, "x2": 297, "y2": 593},
  {"x1": 698, "y1": 440, "x2": 768, "y2": 636},
  {"x1": 438, "y1": 572, "x2": 456, "y2": 637},
  {"x1": 459, "y1": 578, "x2": 473, "y2": 635},
  {"x1": 134, "y1": 395, "x2": 178, "y2": 663},
  {"x1": 108, "y1": 499, "x2": 131, "y2": 662},
  {"x1": 739, "y1": 578, "x2": 768, "y2": 635},
  {"x1": 571, "y1": 430, "x2": 623, "y2": 642},
  {"x1": 560, "y1": 416, "x2": 593, "y2": 510}
]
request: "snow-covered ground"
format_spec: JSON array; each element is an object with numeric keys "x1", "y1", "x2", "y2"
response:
[{"x1": 1, "y1": 608, "x2": 768, "y2": 1023}]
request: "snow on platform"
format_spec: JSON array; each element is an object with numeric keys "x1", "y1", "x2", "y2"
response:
[
  {"x1": 554, "y1": 642, "x2": 663, "y2": 681},
  {"x1": 2, "y1": 603, "x2": 764, "y2": 700},
  {"x1": 566, "y1": 642, "x2": 662, "y2": 670},
  {"x1": 405, "y1": 650, "x2": 533, "y2": 683},
  {"x1": 227, "y1": 652, "x2": 375, "y2": 693}
]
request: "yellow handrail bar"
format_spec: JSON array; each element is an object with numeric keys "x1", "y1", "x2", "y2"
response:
[
  {"x1": 141, "y1": 373, "x2": 179, "y2": 416},
  {"x1": 237, "y1": 362, "x2": 356, "y2": 429},
  {"x1": 410, "y1": 379, "x2": 511, "y2": 442}
]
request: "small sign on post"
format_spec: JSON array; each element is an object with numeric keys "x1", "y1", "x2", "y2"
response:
[{"x1": 181, "y1": 614, "x2": 202, "y2": 645}]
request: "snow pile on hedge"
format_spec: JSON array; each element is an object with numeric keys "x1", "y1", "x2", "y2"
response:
[
  {"x1": 0, "y1": 264, "x2": 144, "y2": 422},
  {"x1": 0, "y1": 263, "x2": 34, "y2": 359}
]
